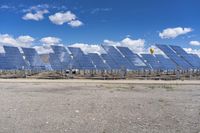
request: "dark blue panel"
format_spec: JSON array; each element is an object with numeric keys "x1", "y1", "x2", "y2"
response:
[
  {"x1": 68, "y1": 47, "x2": 95, "y2": 70},
  {"x1": 49, "y1": 53, "x2": 63, "y2": 70},
  {"x1": 88, "y1": 53, "x2": 110, "y2": 70},
  {"x1": 51, "y1": 45, "x2": 72, "y2": 69},
  {"x1": 0, "y1": 53, "x2": 14, "y2": 70},
  {"x1": 156, "y1": 44, "x2": 192, "y2": 69},
  {"x1": 155, "y1": 54, "x2": 177, "y2": 70},
  {"x1": 102, "y1": 45, "x2": 134, "y2": 69},
  {"x1": 170, "y1": 45, "x2": 200, "y2": 68},
  {"x1": 141, "y1": 54, "x2": 162, "y2": 70},
  {"x1": 101, "y1": 53, "x2": 120, "y2": 69},
  {"x1": 116, "y1": 46, "x2": 148, "y2": 70},
  {"x1": 22, "y1": 47, "x2": 46, "y2": 70},
  {"x1": 3, "y1": 46, "x2": 29, "y2": 70}
]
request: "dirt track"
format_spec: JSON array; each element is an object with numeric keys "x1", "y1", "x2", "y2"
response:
[{"x1": 0, "y1": 79, "x2": 200, "y2": 133}]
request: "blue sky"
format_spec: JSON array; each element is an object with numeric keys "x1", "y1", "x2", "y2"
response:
[{"x1": 0, "y1": 0, "x2": 200, "y2": 54}]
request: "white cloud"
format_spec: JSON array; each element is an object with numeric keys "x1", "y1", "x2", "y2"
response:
[
  {"x1": 103, "y1": 39, "x2": 121, "y2": 45},
  {"x1": 40, "y1": 37, "x2": 61, "y2": 45},
  {"x1": 184, "y1": 48, "x2": 200, "y2": 57},
  {"x1": 0, "y1": 34, "x2": 62, "y2": 54},
  {"x1": 159, "y1": 27, "x2": 192, "y2": 39},
  {"x1": 22, "y1": 9, "x2": 49, "y2": 21},
  {"x1": 70, "y1": 43, "x2": 106, "y2": 54},
  {"x1": 38, "y1": 37, "x2": 62, "y2": 53},
  {"x1": 33, "y1": 46, "x2": 53, "y2": 54},
  {"x1": 17, "y1": 35, "x2": 35, "y2": 43},
  {"x1": 104, "y1": 37, "x2": 145, "y2": 53},
  {"x1": 190, "y1": 41, "x2": 200, "y2": 46},
  {"x1": 49, "y1": 11, "x2": 83, "y2": 27},
  {"x1": 0, "y1": 34, "x2": 34, "y2": 47},
  {"x1": 68, "y1": 20, "x2": 83, "y2": 27},
  {"x1": 49, "y1": 11, "x2": 76, "y2": 25},
  {"x1": 0, "y1": 34, "x2": 18, "y2": 46}
]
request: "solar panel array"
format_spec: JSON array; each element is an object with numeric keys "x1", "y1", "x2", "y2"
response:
[
  {"x1": 0, "y1": 44, "x2": 200, "y2": 71},
  {"x1": 88, "y1": 53, "x2": 110, "y2": 70},
  {"x1": 155, "y1": 54, "x2": 177, "y2": 70},
  {"x1": 190, "y1": 54, "x2": 200, "y2": 66},
  {"x1": 141, "y1": 54, "x2": 161, "y2": 70},
  {"x1": 51, "y1": 45, "x2": 72, "y2": 69},
  {"x1": 102, "y1": 45, "x2": 134, "y2": 69},
  {"x1": 68, "y1": 47, "x2": 95, "y2": 70},
  {"x1": 116, "y1": 46, "x2": 148, "y2": 70},
  {"x1": 101, "y1": 53, "x2": 120, "y2": 69},
  {"x1": 3, "y1": 46, "x2": 29, "y2": 70},
  {"x1": 169, "y1": 45, "x2": 200, "y2": 68},
  {"x1": 0, "y1": 53, "x2": 11, "y2": 70},
  {"x1": 156, "y1": 44, "x2": 192, "y2": 69},
  {"x1": 49, "y1": 53, "x2": 63, "y2": 70},
  {"x1": 22, "y1": 47, "x2": 46, "y2": 70}
]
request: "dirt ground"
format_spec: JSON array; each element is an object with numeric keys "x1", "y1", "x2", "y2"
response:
[{"x1": 0, "y1": 79, "x2": 200, "y2": 133}]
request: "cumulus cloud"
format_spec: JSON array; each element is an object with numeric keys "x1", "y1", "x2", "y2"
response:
[
  {"x1": 49, "y1": 11, "x2": 76, "y2": 25},
  {"x1": 104, "y1": 37, "x2": 146, "y2": 54},
  {"x1": 22, "y1": 4, "x2": 49, "y2": 21},
  {"x1": 33, "y1": 45, "x2": 53, "y2": 54},
  {"x1": 49, "y1": 11, "x2": 83, "y2": 27},
  {"x1": 184, "y1": 48, "x2": 200, "y2": 57},
  {"x1": 190, "y1": 41, "x2": 200, "y2": 46},
  {"x1": 17, "y1": 35, "x2": 35, "y2": 43},
  {"x1": 22, "y1": 9, "x2": 49, "y2": 21},
  {"x1": 36, "y1": 37, "x2": 62, "y2": 54},
  {"x1": 70, "y1": 43, "x2": 106, "y2": 54},
  {"x1": 0, "y1": 34, "x2": 62, "y2": 54},
  {"x1": 159, "y1": 27, "x2": 192, "y2": 39},
  {"x1": 0, "y1": 34, "x2": 34, "y2": 47},
  {"x1": 40, "y1": 37, "x2": 61, "y2": 45},
  {"x1": 0, "y1": 34, "x2": 35, "y2": 53},
  {"x1": 68, "y1": 20, "x2": 83, "y2": 27}
]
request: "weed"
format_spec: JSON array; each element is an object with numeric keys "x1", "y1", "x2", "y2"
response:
[
  {"x1": 158, "y1": 98, "x2": 165, "y2": 103},
  {"x1": 162, "y1": 85, "x2": 174, "y2": 91},
  {"x1": 148, "y1": 86, "x2": 156, "y2": 90}
]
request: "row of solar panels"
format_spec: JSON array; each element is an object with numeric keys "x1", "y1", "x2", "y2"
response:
[{"x1": 0, "y1": 44, "x2": 200, "y2": 71}]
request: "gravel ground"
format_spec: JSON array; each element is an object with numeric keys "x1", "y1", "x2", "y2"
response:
[{"x1": 0, "y1": 79, "x2": 200, "y2": 133}]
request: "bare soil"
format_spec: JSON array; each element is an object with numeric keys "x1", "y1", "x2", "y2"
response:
[{"x1": 0, "y1": 79, "x2": 200, "y2": 133}]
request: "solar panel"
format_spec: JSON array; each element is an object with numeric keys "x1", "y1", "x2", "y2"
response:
[
  {"x1": 102, "y1": 45, "x2": 134, "y2": 69},
  {"x1": 88, "y1": 53, "x2": 110, "y2": 70},
  {"x1": 3, "y1": 46, "x2": 29, "y2": 70},
  {"x1": 155, "y1": 54, "x2": 177, "y2": 70},
  {"x1": 170, "y1": 45, "x2": 200, "y2": 68},
  {"x1": 0, "y1": 53, "x2": 12, "y2": 70},
  {"x1": 156, "y1": 44, "x2": 192, "y2": 69},
  {"x1": 116, "y1": 46, "x2": 148, "y2": 70},
  {"x1": 68, "y1": 47, "x2": 95, "y2": 69},
  {"x1": 51, "y1": 46, "x2": 72, "y2": 69},
  {"x1": 100, "y1": 53, "x2": 120, "y2": 69},
  {"x1": 190, "y1": 54, "x2": 200, "y2": 67},
  {"x1": 141, "y1": 54, "x2": 162, "y2": 70},
  {"x1": 22, "y1": 47, "x2": 46, "y2": 70},
  {"x1": 49, "y1": 53, "x2": 63, "y2": 70}
]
